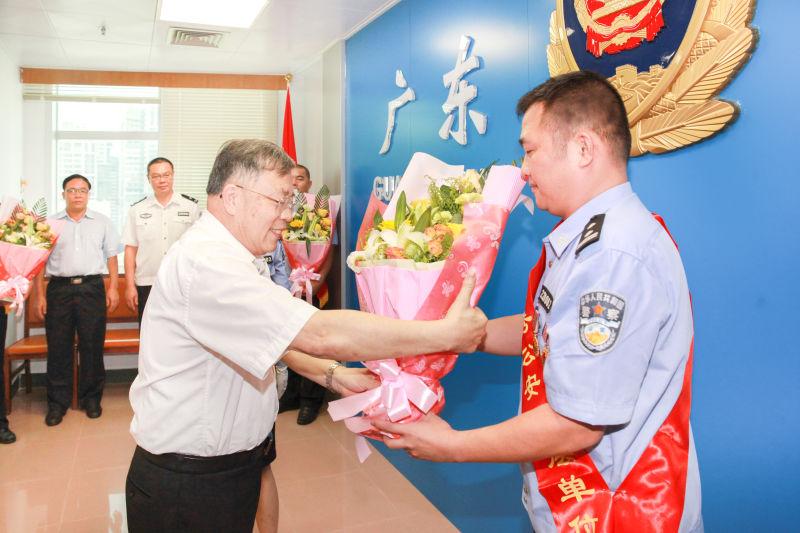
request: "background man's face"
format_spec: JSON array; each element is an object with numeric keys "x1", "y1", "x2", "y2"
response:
[
  {"x1": 291, "y1": 167, "x2": 311, "y2": 193},
  {"x1": 148, "y1": 161, "x2": 174, "y2": 196},
  {"x1": 62, "y1": 178, "x2": 90, "y2": 212}
]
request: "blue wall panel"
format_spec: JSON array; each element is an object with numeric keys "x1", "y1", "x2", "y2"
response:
[{"x1": 346, "y1": 1, "x2": 799, "y2": 531}]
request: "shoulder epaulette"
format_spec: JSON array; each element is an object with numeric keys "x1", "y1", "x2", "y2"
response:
[
  {"x1": 575, "y1": 214, "x2": 605, "y2": 257},
  {"x1": 131, "y1": 196, "x2": 147, "y2": 206},
  {"x1": 181, "y1": 193, "x2": 199, "y2": 204}
]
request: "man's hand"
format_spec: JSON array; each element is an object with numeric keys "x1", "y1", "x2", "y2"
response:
[
  {"x1": 373, "y1": 413, "x2": 460, "y2": 462},
  {"x1": 106, "y1": 285, "x2": 119, "y2": 312},
  {"x1": 34, "y1": 296, "x2": 47, "y2": 320},
  {"x1": 330, "y1": 366, "x2": 380, "y2": 397},
  {"x1": 125, "y1": 285, "x2": 138, "y2": 311},
  {"x1": 443, "y1": 272, "x2": 487, "y2": 354}
]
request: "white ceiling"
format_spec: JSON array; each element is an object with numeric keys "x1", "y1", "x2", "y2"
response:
[{"x1": 0, "y1": 0, "x2": 396, "y2": 74}]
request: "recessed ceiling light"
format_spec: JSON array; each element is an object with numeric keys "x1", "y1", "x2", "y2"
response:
[{"x1": 160, "y1": 0, "x2": 269, "y2": 29}]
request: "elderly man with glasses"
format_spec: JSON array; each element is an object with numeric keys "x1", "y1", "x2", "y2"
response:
[
  {"x1": 125, "y1": 139, "x2": 487, "y2": 533},
  {"x1": 33, "y1": 174, "x2": 120, "y2": 426}
]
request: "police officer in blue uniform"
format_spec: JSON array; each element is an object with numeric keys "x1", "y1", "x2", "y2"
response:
[
  {"x1": 375, "y1": 72, "x2": 702, "y2": 532},
  {"x1": 34, "y1": 174, "x2": 120, "y2": 426}
]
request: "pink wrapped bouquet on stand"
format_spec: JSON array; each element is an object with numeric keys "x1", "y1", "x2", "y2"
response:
[
  {"x1": 328, "y1": 152, "x2": 528, "y2": 461},
  {"x1": 282, "y1": 185, "x2": 341, "y2": 303},
  {"x1": 0, "y1": 196, "x2": 64, "y2": 311}
]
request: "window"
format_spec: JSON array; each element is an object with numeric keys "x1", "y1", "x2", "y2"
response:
[{"x1": 49, "y1": 86, "x2": 160, "y2": 233}]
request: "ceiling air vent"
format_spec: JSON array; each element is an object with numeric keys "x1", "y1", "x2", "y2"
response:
[{"x1": 168, "y1": 27, "x2": 227, "y2": 48}]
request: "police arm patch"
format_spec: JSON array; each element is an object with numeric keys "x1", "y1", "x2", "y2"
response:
[{"x1": 578, "y1": 291, "x2": 625, "y2": 354}]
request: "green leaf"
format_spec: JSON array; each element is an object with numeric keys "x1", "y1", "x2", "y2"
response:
[
  {"x1": 314, "y1": 184, "x2": 330, "y2": 212},
  {"x1": 372, "y1": 209, "x2": 383, "y2": 229},
  {"x1": 479, "y1": 160, "x2": 497, "y2": 189},
  {"x1": 413, "y1": 207, "x2": 432, "y2": 233},
  {"x1": 293, "y1": 190, "x2": 307, "y2": 213},
  {"x1": 393, "y1": 191, "x2": 407, "y2": 233},
  {"x1": 31, "y1": 197, "x2": 47, "y2": 220},
  {"x1": 305, "y1": 238, "x2": 312, "y2": 258}
]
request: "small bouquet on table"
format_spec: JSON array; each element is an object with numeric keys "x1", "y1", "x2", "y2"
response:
[
  {"x1": 281, "y1": 185, "x2": 341, "y2": 304},
  {"x1": 328, "y1": 152, "x2": 529, "y2": 461},
  {"x1": 0, "y1": 197, "x2": 64, "y2": 312}
]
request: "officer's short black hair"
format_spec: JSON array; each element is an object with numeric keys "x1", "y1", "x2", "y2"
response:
[
  {"x1": 293, "y1": 164, "x2": 310, "y2": 179},
  {"x1": 147, "y1": 157, "x2": 174, "y2": 174},
  {"x1": 516, "y1": 71, "x2": 631, "y2": 162},
  {"x1": 62, "y1": 174, "x2": 91, "y2": 190}
]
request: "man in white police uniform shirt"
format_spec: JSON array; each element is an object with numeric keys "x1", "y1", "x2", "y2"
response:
[
  {"x1": 122, "y1": 157, "x2": 199, "y2": 324},
  {"x1": 126, "y1": 139, "x2": 487, "y2": 533},
  {"x1": 376, "y1": 72, "x2": 703, "y2": 532}
]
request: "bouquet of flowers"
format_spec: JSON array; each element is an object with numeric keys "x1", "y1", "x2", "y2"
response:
[
  {"x1": 281, "y1": 185, "x2": 341, "y2": 303},
  {"x1": 0, "y1": 196, "x2": 64, "y2": 311},
  {"x1": 328, "y1": 152, "x2": 528, "y2": 460}
]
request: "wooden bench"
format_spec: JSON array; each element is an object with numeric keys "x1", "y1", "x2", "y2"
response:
[{"x1": 3, "y1": 277, "x2": 140, "y2": 414}]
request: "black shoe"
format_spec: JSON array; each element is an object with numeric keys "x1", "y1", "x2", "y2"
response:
[
  {"x1": 296, "y1": 403, "x2": 320, "y2": 425},
  {"x1": 278, "y1": 397, "x2": 300, "y2": 413},
  {"x1": 45, "y1": 407, "x2": 65, "y2": 427},
  {"x1": 82, "y1": 399, "x2": 102, "y2": 419},
  {"x1": 0, "y1": 426, "x2": 16, "y2": 444}
]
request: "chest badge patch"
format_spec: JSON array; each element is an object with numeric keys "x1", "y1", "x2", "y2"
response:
[
  {"x1": 579, "y1": 291, "x2": 625, "y2": 354},
  {"x1": 178, "y1": 211, "x2": 190, "y2": 217},
  {"x1": 139, "y1": 213, "x2": 152, "y2": 219}
]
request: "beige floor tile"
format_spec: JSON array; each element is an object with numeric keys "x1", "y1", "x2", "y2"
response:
[
  {"x1": 271, "y1": 435, "x2": 359, "y2": 483},
  {"x1": 279, "y1": 470, "x2": 402, "y2": 531},
  {"x1": 57, "y1": 512, "x2": 127, "y2": 533},
  {"x1": 59, "y1": 467, "x2": 127, "y2": 524},
  {"x1": 78, "y1": 406, "x2": 134, "y2": 439},
  {"x1": 72, "y1": 433, "x2": 135, "y2": 474},
  {"x1": 0, "y1": 438, "x2": 78, "y2": 485},
  {"x1": 0, "y1": 477, "x2": 69, "y2": 532}
]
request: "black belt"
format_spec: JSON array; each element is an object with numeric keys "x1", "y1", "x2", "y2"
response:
[
  {"x1": 135, "y1": 433, "x2": 274, "y2": 475},
  {"x1": 49, "y1": 275, "x2": 102, "y2": 285}
]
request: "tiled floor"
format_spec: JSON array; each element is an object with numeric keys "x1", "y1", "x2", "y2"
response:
[{"x1": 0, "y1": 383, "x2": 457, "y2": 533}]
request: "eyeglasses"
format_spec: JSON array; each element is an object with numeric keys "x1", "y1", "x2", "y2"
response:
[
  {"x1": 232, "y1": 184, "x2": 293, "y2": 211},
  {"x1": 65, "y1": 188, "x2": 89, "y2": 195},
  {"x1": 149, "y1": 172, "x2": 173, "y2": 181}
]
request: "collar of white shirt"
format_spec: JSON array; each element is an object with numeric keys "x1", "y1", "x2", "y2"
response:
[
  {"x1": 544, "y1": 182, "x2": 634, "y2": 258},
  {"x1": 54, "y1": 209, "x2": 98, "y2": 221},
  {"x1": 199, "y1": 210, "x2": 256, "y2": 263},
  {"x1": 146, "y1": 193, "x2": 180, "y2": 208}
]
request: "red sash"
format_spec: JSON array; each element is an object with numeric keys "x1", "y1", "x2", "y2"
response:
[{"x1": 521, "y1": 215, "x2": 693, "y2": 532}]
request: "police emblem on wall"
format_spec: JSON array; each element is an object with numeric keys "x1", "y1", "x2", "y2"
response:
[
  {"x1": 579, "y1": 292, "x2": 626, "y2": 354},
  {"x1": 547, "y1": 0, "x2": 757, "y2": 156}
]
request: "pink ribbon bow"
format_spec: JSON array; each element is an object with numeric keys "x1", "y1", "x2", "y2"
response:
[
  {"x1": 327, "y1": 359, "x2": 439, "y2": 462},
  {"x1": 289, "y1": 266, "x2": 320, "y2": 304},
  {"x1": 0, "y1": 275, "x2": 30, "y2": 311}
]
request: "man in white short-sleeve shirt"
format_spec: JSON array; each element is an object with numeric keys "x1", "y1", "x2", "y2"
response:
[{"x1": 125, "y1": 139, "x2": 488, "y2": 533}]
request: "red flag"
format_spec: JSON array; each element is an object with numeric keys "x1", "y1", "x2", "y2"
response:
[{"x1": 282, "y1": 86, "x2": 297, "y2": 162}]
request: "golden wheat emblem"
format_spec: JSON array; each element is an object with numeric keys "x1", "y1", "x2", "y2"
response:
[{"x1": 548, "y1": 0, "x2": 757, "y2": 156}]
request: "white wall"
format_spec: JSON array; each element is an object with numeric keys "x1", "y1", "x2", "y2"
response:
[{"x1": 0, "y1": 47, "x2": 23, "y2": 346}]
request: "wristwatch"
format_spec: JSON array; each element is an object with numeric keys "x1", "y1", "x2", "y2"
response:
[{"x1": 325, "y1": 361, "x2": 343, "y2": 390}]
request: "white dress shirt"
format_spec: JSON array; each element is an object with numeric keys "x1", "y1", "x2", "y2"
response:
[
  {"x1": 121, "y1": 193, "x2": 200, "y2": 286},
  {"x1": 129, "y1": 211, "x2": 317, "y2": 456},
  {"x1": 46, "y1": 210, "x2": 120, "y2": 277}
]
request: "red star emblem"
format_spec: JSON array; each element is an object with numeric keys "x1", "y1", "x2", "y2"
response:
[{"x1": 593, "y1": 303, "x2": 605, "y2": 316}]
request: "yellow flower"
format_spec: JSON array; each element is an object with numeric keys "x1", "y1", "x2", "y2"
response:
[
  {"x1": 321, "y1": 218, "x2": 332, "y2": 228},
  {"x1": 446, "y1": 223, "x2": 464, "y2": 238},
  {"x1": 316, "y1": 208, "x2": 329, "y2": 218},
  {"x1": 379, "y1": 220, "x2": 395, "y2": 230},
  {"x1": 289, "y1": 219, "x2": 304, "y2": 229}
]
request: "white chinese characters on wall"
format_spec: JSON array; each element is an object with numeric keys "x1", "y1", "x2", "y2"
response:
[
  {"x1": 379, "y1": 70, "x2": 416, "y2": 155},
  {"x1": 379, "y1": 35, "x2": 487, "y2": 155},
  {"x1": 439, "y1": 35, "x2": 486, "y2": 146}
]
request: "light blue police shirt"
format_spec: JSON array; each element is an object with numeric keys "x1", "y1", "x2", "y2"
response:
[
  {"x1": 46, "y1": 210, "x2": 120, "y2": 277},
  {"x1": 520, "y1": 183, "x2": 703, "y2": 533},
  {"x1": 255, "y1": 241, "x2": 292, "y2": 291}
]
